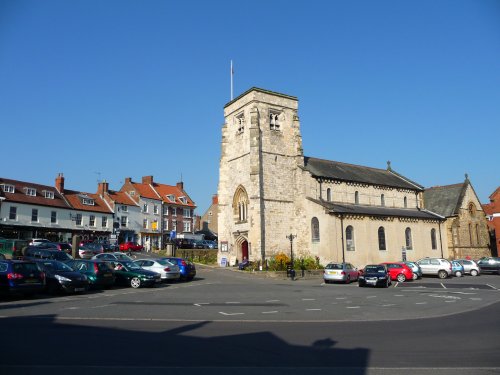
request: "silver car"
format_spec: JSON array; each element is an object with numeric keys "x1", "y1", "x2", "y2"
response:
[
  {"x1": 416, "y1": 258, "x2": 452, "y2": 279},
  {"x1": 455, "y1": 259, "x2": 480, "y2": 276},
  {"x1": 134, "y1": 258, "x2": 180, "y2": 281},
  {"x1": 323, "y1": 262, "x2": 359, "y2": 284}
]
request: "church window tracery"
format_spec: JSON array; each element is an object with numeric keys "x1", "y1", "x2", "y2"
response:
[{"x1": 311, "y1": 217, "x2": 320, "y2": 242}]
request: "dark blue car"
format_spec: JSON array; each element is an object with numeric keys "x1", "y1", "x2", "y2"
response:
[
  {"x1": 161, "y1": 257, "x2": 196, "y2": 281},
  {"x1": 0, "y1": 260, "x2": 46, "y2": 296}
]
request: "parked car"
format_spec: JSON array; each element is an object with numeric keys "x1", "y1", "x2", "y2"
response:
[
  {"x1": 66, "y1": 259, "x2": 116, "y2": 289},
  {"x1": 54, "y1": 242, "x2": 73, "y2": 254},
  {"x1": 323, "y1": 262, "x2": 359, "y2": 284},
  {"x1": 108, "y1": 260, "x2": 161, "y2": 288},
  {"x1": 455, "y1": 259, "x2": 480, "y2": 276},
  {"x1": 0, "y1": 260, "x2": 46, "y2": 296},
  {"x1": 161, "y1": 257, "x2": 196, "y2": 281},
  {"x1": 24, "y1": 247, "x2": 73, "y2": 262},
  {"x1": 0, "y1": 238, "x2": 29, "y2": 259},
  {"x1": 119, "y1": 242, "x2": 143, "y2": 252},
  {"x1": 476, "y1": 257, "x2": 500, "y2": 275},
  {"x1": 174, "y1": 239, "x2": 195, "y2": 249},
  {"x1": 202, "y1": 240, "x2": 217, "y2": 249},
  {"x1": 78, "y1": 242, "x2": 104, "y2": 259},
  {"x1": 134, "y1": 258, "x2": 181, "y2": 281},
  {"x1": 29, "y1": 239, "x2": 51, "y2": 246},
  {"x1": 35, "y1": 260, "x2": 89, "y2": 294},
  {"x1": 404, "y1": 261, "x2": 422, "y2": 280},
  {"x1": 416, "y1": 258, "x2": 452, "y2": 279},
  {"x1": 358, "y1": 264, "x2": 391, "y2": 288},
  {"x1": 451, "y1": 260, "x2": 465, "y2": 277},
  {"x1": 92, "y1": 252, "x2": 134, "y2": 262},
  {"x1": 382, "y1": 262, "x2": 414, "y2": 282}
]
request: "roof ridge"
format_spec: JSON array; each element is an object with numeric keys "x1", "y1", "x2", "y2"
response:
[{"x1": 304, "y1": 156, "x2": 389, "y2": 173}]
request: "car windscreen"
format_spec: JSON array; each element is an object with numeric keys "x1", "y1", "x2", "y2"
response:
[
  {"x1": 96, "y1": 262, "x2": 112, "y2": 271},
  {"x1": 121, "y1": 262, "x2": 141, "y2": 270},
  {"x1": 14, "y1": 262, "x2": 41, "y2": 274},
  {"x1": 157, "y1": 259, "x2": 174, "y2": 266},
  {"x1": 365, "y1": 266, "x2": 385, "y2": 273},
  {"x1": 52, "y1": 252, "x2": 71, "y2": 261},
  {"x1": 40, "y1": 261, "x2": 73, "y2": 272},
  {"x1": 325, "y1": 264, "x2": 342, "y2": 270}
]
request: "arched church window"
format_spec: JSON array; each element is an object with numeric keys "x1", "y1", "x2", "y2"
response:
[
  {"x1": 404, "y1": 196, "x2": 408, "y2": 208},
  {"x1": 346, "y1": 225, "x2": 355, "y2": 251},
  {"x1": 236, "y1": 114, "x2": 245, "y2": 133},
  {"x1": 311, "y1": 217, "x2": 320, "y2": 242},
  {"x1": 405, "y1": 227, "x2": 413, "y2": 250},
  {"x1": 326, "y1": 188, "x2": 331, "y2": 202},
  {"x1": 431, "y1": 228, "x2": 437, "y2": 250},
  {"x1": 381, "y1": 194, "x2": 385, "y2": 207},
  {"x1": 355, "y1": 191, "x2": 359, "y2": 204},
  {"x1": 378, "y1": 227, "x2": 386, "y2": 250},
  {"x1": 270, "y1": 112, "x2": 280, "y2": 131},
  {"x1": 233, "y1": 186, "x2": 249, "y2": 223}
]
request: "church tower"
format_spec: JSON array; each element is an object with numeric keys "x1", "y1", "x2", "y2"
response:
[{"x1": 217, "y1": 88, "x2": 304, "y2": 266}]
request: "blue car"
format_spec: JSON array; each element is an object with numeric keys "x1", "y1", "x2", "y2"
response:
[
  {"x1": 161, "y1": 257, "x2": 196, "y2": 281},
  {"x1": 451, "y1": 260, "x2": 464, "y2": 277},
  {"x1": 0, "y1": 260, "x2": 46, "y2": 296}
]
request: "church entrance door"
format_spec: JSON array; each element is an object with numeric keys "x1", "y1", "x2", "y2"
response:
[{"x1": 241, "y1": 240, "x2": 249, "y2": 261}]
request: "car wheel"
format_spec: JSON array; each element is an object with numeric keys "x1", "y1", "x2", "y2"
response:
[
  {"x1": 386, "y1": 279, "x2": 390, "y2": 288},
  {"x1": 345, "y1": 275, "x2": 351, "y2": 284},
  {"x1": 396, "y1": 274, "x2": 406, "y2": 282},
  {"x1": 455, "y1": 271, "x2": 463, "y2": 277},
  {"x1": 130, "y1": 277, "x2": 141, "y2": 288},
  {"x1": 470, "y1": 269, "x2": 478, "y2": 276},
  {"x1": 412, "y1": 273, "x2": 418, "y2": 280},
  {"x1": 438, "y1": 270, "x2": 448, "y2": 279}
]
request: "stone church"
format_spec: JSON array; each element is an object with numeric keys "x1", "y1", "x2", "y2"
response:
[{"x1": 217, "y1": 87, "x2": 450, "y2": 268}]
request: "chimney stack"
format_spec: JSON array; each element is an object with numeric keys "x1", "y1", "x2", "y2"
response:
[
  {"x1": 125, "y1": 177, "x2": 132, "y2": 184},
  {"x1": 98, "y1": 180, "x2": 109, "y2": 196},
  {"x1": 176, "y1": 181, "x2": 184, "y2": 191},
  {"x1": 55, "y1": 173, "x2": 65, "y2": 193},
  {"x1": 142, "y1": 176, "x2": 153, "y2": 185},
  {"x1": 212, "y1": 194, "x2": 218, "y2": 205}
]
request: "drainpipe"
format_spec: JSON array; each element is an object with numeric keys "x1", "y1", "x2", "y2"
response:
[{"x1": 438, "y1": 221, "x2": 444, "y2": 258}]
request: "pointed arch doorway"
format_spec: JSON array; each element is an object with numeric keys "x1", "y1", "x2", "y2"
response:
[{"x1": 241, "y1": 240, "x2": 249, "y2": 261}]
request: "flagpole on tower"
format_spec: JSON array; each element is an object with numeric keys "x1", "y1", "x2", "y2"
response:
[{"x1": 230, "y1": 60, "x2": 234, "y2": 101}]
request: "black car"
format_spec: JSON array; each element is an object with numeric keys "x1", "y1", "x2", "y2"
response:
[
  {"x1": 0, "y1": 260, "x2": 46, "y2": 296},
  {"x1": 477, "y1": 257, "x2": 500, "y2": 275},
  {"x1": 23, "y1": 247, "x2": 73, "y2": 262},
  {"x1": 35, "y1": 260, "x2": 89, "y2": 294},
  {"x1": 358, "y1": 264, "x2": 391, "y2": 288}
]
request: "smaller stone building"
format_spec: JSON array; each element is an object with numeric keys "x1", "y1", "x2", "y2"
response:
[
  {"x1": 424, "y1": 177, "x2": 491, "y2": 259},
  {"x1": 482, "y1": 186, "x2": 500, "y2": 256}
]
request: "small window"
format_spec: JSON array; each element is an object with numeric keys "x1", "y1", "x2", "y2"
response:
[
  {"x1": 183, "y1": 220, "x2": 191, "y2": 232},
  {"x1": 378, "y1": 227, "x2": 386, "y2": 250},
  {"x1": 25, "y1": 188, "x2": 36, "y2": 196},
  {"x1": 44, "y1": 191, "x2": 55, "y2": 199},
  {"x1": 82, "y1": 198, "x2": 94, "y2": 205},
  {"x1": 183, "y1": 208, "x2": 192, "y2": 218},
  {"x1": 120, "y1": 216, "x2": 127, "y2": 227},
  {"x1": 381, "y1": 194, "x2": 385, "y2": 207},
  {"x1": 236, "y1": 113, "x2": 245, "y2": 133},
  {"x1": 172, "y1": 208, "x2": 177, "y2": 216},
  {"x1": 355, "y1": 191, "x2": 359, "y2": 204},
  {"x1": 311, "y1": 217, "x2": 320, "y2": 242},
  {"x1": 143, "y1": 204, "x2": 148, "y2": 213},
  {"x1": 121, "y1": 205, "x2": 128, "y2": 212},
  {"x1": 102, "y1": 216, "x2": 108, "y2": 228},
  {"x1": 179, "y1": 196, "x2": 187, "y2": 204},
  {"x1": 269, "y1": 112, "x2": 281, "y2": 131},
  {"x1": 51, "y1": 211, "x2": 57, "y2": 224},
  {"x1": 326, "y1": 188, "x2": 331, "y2": 202},
  {"x1": 167, "y1": 194, "x2": 175, "y2": 202},
  {"x1": 9, "y1": 206, "x2": 17, "y2": 220},
  {"x1": 154, "y1": 205, "x2": 159, "y2": 214},
  {"x1": 405, "y1": 227, "x2": 413, "y2": 250},
  {"x1": 346, "y1": 226, "x2": 355, "y2": 251},
  {"x1": 89, "y1": 215, "x2": 96, "y2": 227},
  {"x1": 76, "y1": 214, "x2": 82, "y2": 226},
  {"x1": 431, "y1": 229, "x2": 437, "y2": 250},
  {"x1": 404, "y1": 196, "x2": 408, "y2": 208},
  {"x1": 2, "y1": 184, "x2": 15, "y2": 193},
  {"x1": 31, "y1": 209, "x2": 38, "y2": 222},
  {"x1": 143, "y1": 219, "x2": 148, "y2": 229}
]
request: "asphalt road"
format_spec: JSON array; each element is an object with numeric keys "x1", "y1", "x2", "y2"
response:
[{"x1": 1, "y1": 264, "x2": 499, "y2": 375}]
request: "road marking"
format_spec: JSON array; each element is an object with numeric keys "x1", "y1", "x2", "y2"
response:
[
  {"x1": 336, "y1": 297, "x2": 346, "y2": 300},
  {"x1": 262, "y1": 311, "x2": 278, "y2": 314},
  {"x1": 193, "y1": 303, "x2": 210, "y2": 307},
  {"x1": 428, "y1": 294, "x2": 461, "y2": 300},
  {"x1": 91, "y1": 305, "x2": 110, "y2": 309},
  {"x1": 266, "y1": 300, "x2": 280, "y2": 302},
  {"x1": 302, "y1": 298, "x2": 315, "y2": 301},
  {"x1": 440, "y1": 283, "x2": 447, "y2": 289},
  {"x1": 219, "y1": 312, "x2": 245, "y2": 316},
  {"x1": 366, "y1": 296, "x2": 377, "y2": 298},
  {"x1": 63, "y1": 307, "x2": 79, "y2": 310},
  {"x1": 394, "y1": 295, "x2": 404, "y2": 297},
  {"x1": 382, "y1": 304, "x2": 395, "y2": 307},
  {"x1": 225, "y1": 302, "x2": 241, "y2": 304},
  {"x1": 445, "y1": 300, "x2": 456, "y2": 303},
  {"x1": 415, "y1": 302, "x2": 427, "y2": 305},
  {"x1": 486, "y1": 284, "x2": 498, "y2": 290},
  {"x1": 346, "y1": 306, "x2": 360, "y2": 309},
  {"x1": 306, "y1": 309, "x2": 321, "y2": 311},
  {"x1": 469, "y1": 298, "x2": 482, "y2": 301}
]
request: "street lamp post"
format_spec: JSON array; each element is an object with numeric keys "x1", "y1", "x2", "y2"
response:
[{"x1": 286, "y1": 234, "x2": 296, "y2": 280}]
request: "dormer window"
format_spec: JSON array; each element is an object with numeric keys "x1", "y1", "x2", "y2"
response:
[
  {"x1": 236, "y1": 113, "x2": 245, "y2": 133},
  {"x1": 167, "y1": 194, "x2": 175, "y2": 202},
  {"x1": 269, "y1": 111, "x2": 281, "y2": 131},
  {"x1": 1, "y1": 184, "x2": 14, "y2": 193},
  {"x1": 121, "y1": 205, "x2": 128, "y2": 212},
  {"x1": 179, "y1": 196, "x2": 187, "y2": 204},
  {"x1": 25, "y1": 187, "x2": 37, "y2": 196},
  {"x1": 44, "y1": 191, "x2": 54, "y2": 199},
  {"x1": 129, "y1": 191, "x2": 135, "y2": 196},
  {"x1": 82, "y1": 198, "x2": 95, "y2": 205}
]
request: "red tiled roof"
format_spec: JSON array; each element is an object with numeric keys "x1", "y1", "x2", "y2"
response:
[
  {"x1": 131, "y1": 182, "x2": 162, "y2": 200},
  {"x1": 106, "y1": 190, "x2": 138, "y2": 206},
  {"x1": 0, "y1": 177, "x2": 71, "y2": 209},
  {"x1": 63, "y1": 190, "x2": 113, "y2": 213},
  {"x1": 153, "y1": 183, "x2": 196, "y2": 208}
]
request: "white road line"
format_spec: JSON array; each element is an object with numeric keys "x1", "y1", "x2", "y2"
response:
[
  {"x1": 226, "y1": 301, "x2": 241, "y2": 304},
  {"x1": 262, "y1": 311, "x2": 278, "y2": 314},
  {"x1": 302, "y1": 298, "x2": 315, "y2": 301},
  {"x1": 63, "y1": 307, "x2": 79, "y2": 310},
  {"x1": 346, "y1": 306, "x2": 360, "y2": 309},
  {"x1": 306, "y1": 309, "x2": 321, "y2": 311},
  {"x1": 91, "y1": 305, "x2": 110, "y2": 309},
  {"x1": 266, "y1": 300, "x2": 280, "y2": 302},
  {"x1": 415, "y1": 302, "x2": 427, "y2": 305},
  {"x1": 469, "y1": 298, "x2": 482, "y2": 301},
  {"x1": 366, "y1": 296, "x2": 377, "y2": 298},
  {"x1": 486, "y1": 284, "x2": 498, "y2": 290},
  {"x1": 445, "y1": 300, "x2": 456, "y2": 303},
  {"x1": 336, "y1": 297, "x2": 346, "y2": 300},
  {"x1": 394, "y1": 295, "x2": 404, "y2": 297},
  {"x1": 219, "y1": 312, "x2": 245, "y2": 316},
  {"x1": 440, "y1": 283, "x2": 447, "y2": 289},
  {"x1": 193, "y1": 303, "x2": 210, "y2": 307},
  {"x1": 382, "y1": 304, "x2": 395, "y2": 307}
]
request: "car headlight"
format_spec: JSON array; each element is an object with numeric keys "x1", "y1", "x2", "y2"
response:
[{"x1": 55, "y1": 274, "x2": 72, "y2": 282}]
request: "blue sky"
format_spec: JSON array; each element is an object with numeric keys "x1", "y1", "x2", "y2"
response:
[{"x1": 1, "y1": 0, "x2": 499, "y2": 215}]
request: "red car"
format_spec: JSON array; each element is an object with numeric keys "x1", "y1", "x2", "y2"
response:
[
  {"x1": 381, "y1": 262, "x2": 413, "y2": 282},
  {"x1": 119, "y1": 242, "x2": 143, "y2": 252}
]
